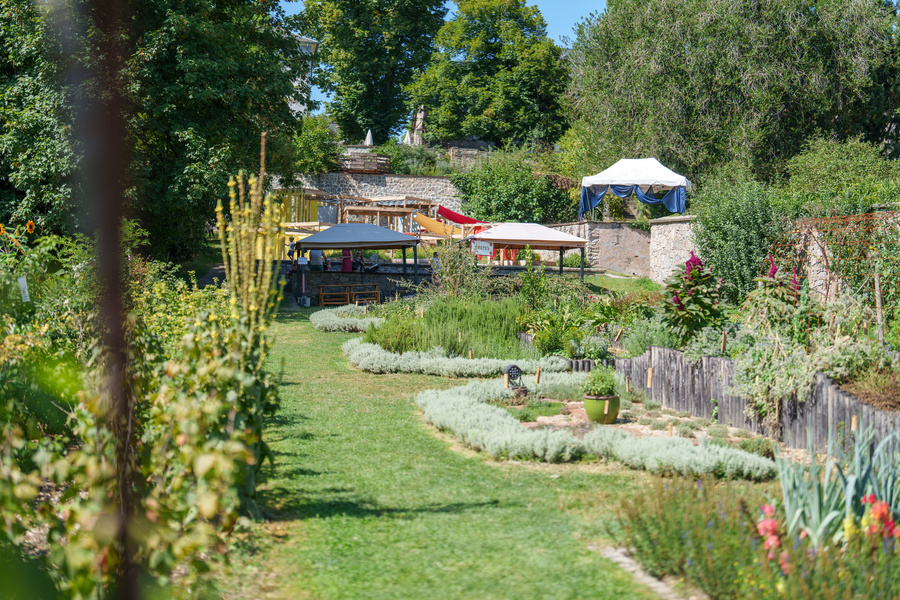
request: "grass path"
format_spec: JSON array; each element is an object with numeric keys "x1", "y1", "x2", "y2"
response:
[{"x1": 227, "y1": 310, "x2": 658, "y2": 599}]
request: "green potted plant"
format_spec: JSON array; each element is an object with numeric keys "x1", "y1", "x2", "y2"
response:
[{"x1": 581, "y1": 366, "x2": 620, "y2": 424}]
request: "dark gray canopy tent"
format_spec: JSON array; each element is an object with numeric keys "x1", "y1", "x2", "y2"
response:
[{"x1": 298, "y1": 223, "x2": 423, "y2": 283}]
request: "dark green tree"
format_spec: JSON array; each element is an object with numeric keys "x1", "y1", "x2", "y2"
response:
[
  {"x1": 128, "y1": 0, "x2": 308, "y2": 259},
  {"x1": 567, "y1": 0, "x2": 898, "y2": 182},
  {"x1": 297, "y1": 0, "x2": 446, "y2": 144},
  {"x1": 0, "y1": 0, "x2": 81, "y2": 234},
  {"x1": 407, "y1": 0, "x2": 568, "y2": 146},
  {"x1": 452, "y1": 148, "x2": 574, "y2": 224}
]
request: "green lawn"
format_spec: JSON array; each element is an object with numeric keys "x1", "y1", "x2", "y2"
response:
[
  {"x1": 222, "y1": 309, "x2": 658, "y2": 599},
  {"x1": 584, "y1": 274, "x2": 661, "y2": 296},
  {"x1": 174, "y1": 238, "x2": 222, "y2": 282}
]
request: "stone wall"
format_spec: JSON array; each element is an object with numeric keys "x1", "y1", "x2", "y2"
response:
[
  {"x1": 296, "y1": 172, "x2": 461, "y2": 211},
  {"x1": 539, "y1": 221, "x2": 651, "y2": 277},
  {"x1": 648, "y1": 215, "x2": 697, "y2": 284}
]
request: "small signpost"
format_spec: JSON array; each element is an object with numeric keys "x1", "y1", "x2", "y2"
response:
[{"x1": 470, "y1": 240, "x2": 493, "y2": 257}]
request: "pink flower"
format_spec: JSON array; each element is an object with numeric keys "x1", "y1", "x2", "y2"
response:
[
  {"x1": 673, "y1": 292, "x2": 683, "y2": 309},
  {"x1": 800, "y1": 530, "x2": 808, "y2": 539},
  {"x1": 685, "y1": 251, "x2": 703, "y2": 279},
  {"x1": 757, "y1": 518, "x2": 778, "y2": 538},
  {"x1": 767, "y1": 256, "x2": 778, "y2": 278},
  {"x1": 762, "y1": 504, "x2": 775, "y2": 517},
  {"x1": 764, "y1": 534, "x2": 780, "y2": 551},
  {"x1": 779, "y1": 551, "x2": 790, "y2": 575}
]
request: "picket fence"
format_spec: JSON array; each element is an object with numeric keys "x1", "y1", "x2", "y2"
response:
[{"x1": 584, "y1": 346, "x2": 899, "y2": 450}]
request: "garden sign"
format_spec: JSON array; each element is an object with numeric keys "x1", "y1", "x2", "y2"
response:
[{"x1": 471, "y1": 240, "x2": 493, "y2": 256}]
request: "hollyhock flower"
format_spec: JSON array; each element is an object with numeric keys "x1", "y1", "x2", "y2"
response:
[
  {"x1": 757, "y1": 518, "x2": 778, "y2": 538},
  {"x1": 871, "y1": 500, "x2": 890, "y2": 521},
  {"x1": 762, "y1": 504, "x2": 775, "y2": 517},
  {"x1": 779, "y1": 551, "x2": 790, "y2": 575}
]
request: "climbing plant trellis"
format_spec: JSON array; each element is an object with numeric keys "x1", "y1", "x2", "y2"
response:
[{"x1": 767, "y1": 211, "x2": 900, "y2": 344}]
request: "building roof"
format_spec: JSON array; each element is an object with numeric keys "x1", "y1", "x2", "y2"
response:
[{"x1": 297, "y1": 223, "x2": 420, "y2": 250}]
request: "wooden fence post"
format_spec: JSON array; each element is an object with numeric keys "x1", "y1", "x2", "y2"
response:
[
  {"x1": 535, "y1": 367, "x2": 542, "y2": 385},
  {"x1": 625, "y1": 376, "x2": 630, "y2": 393},
  {"x1": 875, "y1": 273, "x2": 884, "y2": 344},
  {"x1": 504, "y1": 374, "x2": 509, "y2": 389}
]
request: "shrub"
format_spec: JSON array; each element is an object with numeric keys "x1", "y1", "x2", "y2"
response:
[
  {"x1": 344, "y1": 338, "x2": 566, "y2": 378},
  {"x1": 582, "y1": 366, "x2": 617, "y2": 396},
  {"x1": 363, "y1": 317, "x2": 421, "y2": 354},
  {"x1": 293, "y1": 114, "x2": 340, "y2": 174},
  {"x1": 373, "y1": 140, "x2": 455, "y2": 176},
  {"x1": 738, "y1": 438, "x2": 775, "y2": 460},
  {"x1": 310, "y1": 305, "x2": 385, "y2": 332},
  {"x1": 621, "y1": 313, "x2": 681, "y2": 357},
  {"x1": 615, "y1": 476, "x2": 767, "y2": 598},
  {"x1": 662, "y1": 251, "x2": 727, "y2": 344},
  {"x1": 451, "y1": 147, "x2": 575, "y2": 224},
  {"x1": 557, "y1": 252, "x2": 583, "y2": 268}
]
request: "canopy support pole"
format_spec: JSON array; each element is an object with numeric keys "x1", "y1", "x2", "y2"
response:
[
  {"x1": 413, "y1": 245, "x2": 419, "y2": 285},
  {"x1": 580, "y1": 247, "x2": 585, "y2": 281},
  {"x1": 559, "y1": 248, "x2": 564, "y2": 274},
  {"x1": 402, "y1": 247, "x2": 407, "y2": 276}
]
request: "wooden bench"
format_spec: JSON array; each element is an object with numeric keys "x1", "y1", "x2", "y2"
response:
[
  {"x1": 349, "y1": 283, "x2": 380, "y2": 305},
  {"x1": 318, "y1": 283, "x2": 380, "y2": 306},
  {"x1": 319, "y1": 284, "x2": 350, "y2": 306}
]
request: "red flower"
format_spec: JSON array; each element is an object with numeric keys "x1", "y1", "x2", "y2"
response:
[
  {"x1": 757, "y1": 518, "x2": 778, "y2": 538},
  {"x1": 673, "y1": 292, "x2": 683, "y2": 309},
  {"x1": 762, "y1": 504, "x2": 775, "y2": 517},
  {"x1": 767, "y1": 256, "x2": 777, "y2": 278}
]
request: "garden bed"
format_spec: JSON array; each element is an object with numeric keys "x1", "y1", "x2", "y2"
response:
[{"x1": 501, "y1": 395, "x2": 780, "y2": 462}]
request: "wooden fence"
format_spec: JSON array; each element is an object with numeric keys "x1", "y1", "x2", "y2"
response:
[{"x1": 603, "y1": 346, "x2": 899, "y2": 450}]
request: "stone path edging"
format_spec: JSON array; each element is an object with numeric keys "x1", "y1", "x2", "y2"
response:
[{"x1": 589, "y1": 546, "x2": 705, "y2": 600}]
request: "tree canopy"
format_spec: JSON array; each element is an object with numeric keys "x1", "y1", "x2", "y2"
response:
[
  {"x1": 0, "y1": 0, "x2": 81, "y2": 234},
  {"x1": 297, "y1": 0, "x2": 446, "y2": 145},
  {"x1": 566, "y1": 0, "x2": 898, "y2": 183},
  {"x1": 406, "y1": 0, "x2": 568, "y2": 146},
  {"x1": 1, "y1": 0, "x2": 308, "y2": 259}
]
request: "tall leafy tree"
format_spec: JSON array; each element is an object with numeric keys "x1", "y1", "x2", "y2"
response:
[
  {"x1": 297, "y1": 0, "x2": 446, "y2": 144},
  {"x1": 406, "y1": 0, "x2": 568, "y2": 146},
  {"x1": 567, "y1": 0, "x2": 898, "y2": 182},
  {"x1": 128, "y1": 0, "x2": 307, "y2": 259},
  {"x1": 0, "y1": 0, "x2": 81, "y2": 233}
]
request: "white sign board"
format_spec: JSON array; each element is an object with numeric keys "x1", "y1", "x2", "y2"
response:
[
  {"x1": 17, "y1": 276, "x2": 30, "y2": 302},
  {"x1": 297, "y1": 258, "x2": 308, "y2": 265},
  {"x1": 470, "y1": 240, "x2": 493, "y2": 256}
]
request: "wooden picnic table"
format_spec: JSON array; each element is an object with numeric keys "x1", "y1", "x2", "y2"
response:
[{"x1": 319, "y1": 283, "x2": 380, "y2": 306}]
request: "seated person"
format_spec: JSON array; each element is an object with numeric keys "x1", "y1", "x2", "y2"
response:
[
  {"x1": 321, "y1": 252, "x2": 332, "y2": 271},
  {"x1": 353, "y1": 249, "x2": 366, "y2": 272}
]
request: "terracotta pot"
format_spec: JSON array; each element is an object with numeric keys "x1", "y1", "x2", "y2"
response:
[{"x1": 583, "y1": 395, "x2": 620, "y2": 425}]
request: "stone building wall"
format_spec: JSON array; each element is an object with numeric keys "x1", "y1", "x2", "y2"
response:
[
  {"x1": 648, "y1": 215, "x2": 697, "y2": 284},
  {"x1": 538, "y1": 221, "x2": 651, "y2": 277},
  {"x1": 296, "y1": 172, "x2": 461, "y2": 211}
]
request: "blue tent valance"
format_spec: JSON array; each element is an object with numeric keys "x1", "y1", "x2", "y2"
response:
[{"x1": 579, "y1": 185, "x2": 686, "y2": 220}]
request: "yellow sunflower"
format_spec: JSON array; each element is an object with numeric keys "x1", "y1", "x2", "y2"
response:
[
  {"x1": 0, "y1": 224, "x2": 5, "y2": 236},
  {"x1": 26, "y1": 220, "x2": 35, "y2": 234}
]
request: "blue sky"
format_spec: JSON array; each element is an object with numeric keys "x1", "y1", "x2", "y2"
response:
[{"x1": 281, "y1": 0, "x2": 606, "y2": 108}]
